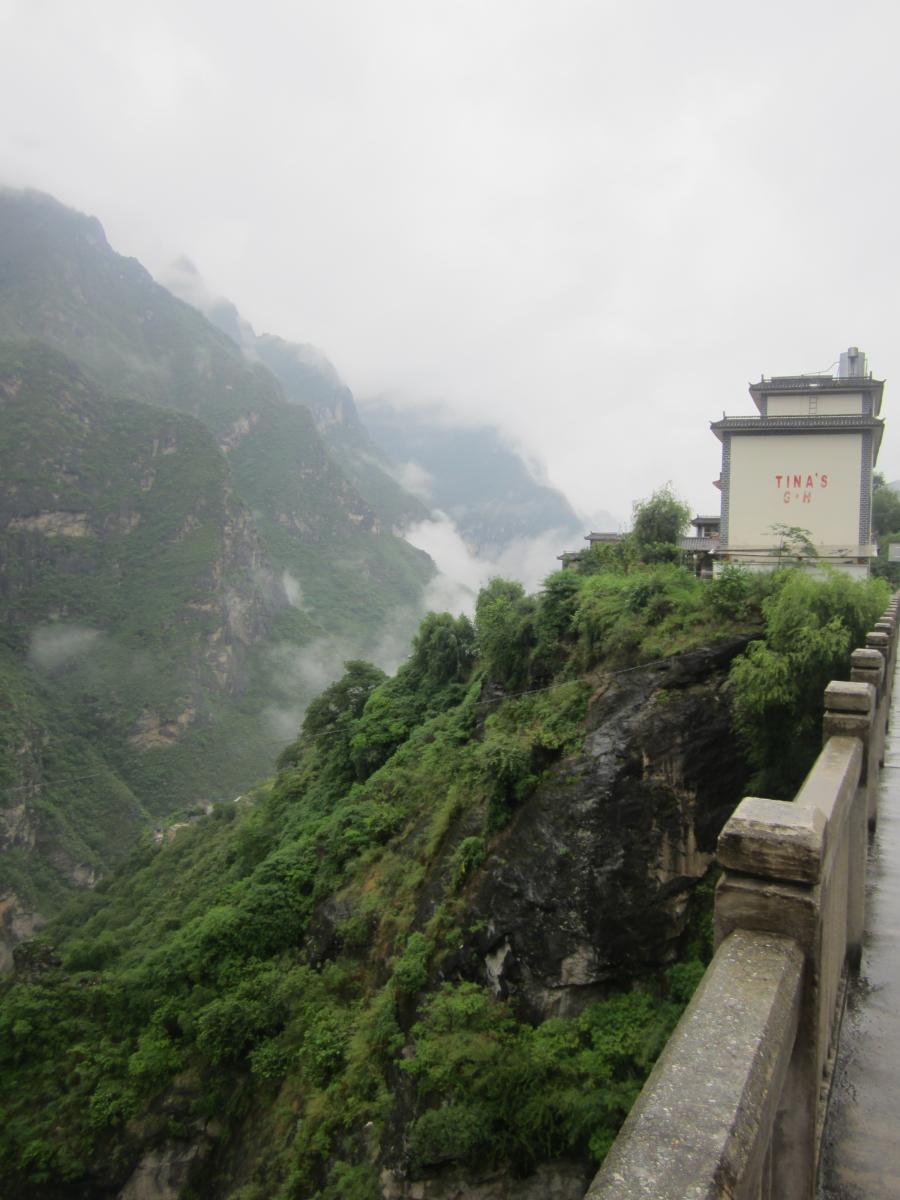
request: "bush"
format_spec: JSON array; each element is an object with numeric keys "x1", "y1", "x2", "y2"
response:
[
  {"x1": 452, "y1": 837, "x2": 486, "y2": 888},
  {"x1": 475, "y1": 578, "x2": 536, "y2": 689},
  {"x1": 393, "y1": 932, "x2": 433, "y2": 995},
  {"x1": 730, "y1": 570, "x2": 889, "y2": 797},
  {"x1": 632, "y1": 485, "x2": 690, "y2": 552}
]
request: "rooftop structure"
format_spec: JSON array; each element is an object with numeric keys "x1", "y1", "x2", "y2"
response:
[{"x1": 711, "y1": 347, "x2": 885, "y2": 578}]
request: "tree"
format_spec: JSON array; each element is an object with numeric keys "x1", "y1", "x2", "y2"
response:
[
  {"x1": 631, "y1": 485, "x2": 690, "y2": 563},
  {"x1": 872, "y1": 473, "x2": 900, "y2": 539},
  {"x1": 868, "y1": 475, "x2": 900, "y2": 583},
  {"x1": 767, "y1": 523, "x2": 818, "y2": 562},
  {"x1": 474, "y1": 578, "x2": 535, "y2": 688}
]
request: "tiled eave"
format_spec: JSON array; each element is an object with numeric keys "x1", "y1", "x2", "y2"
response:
[{"x1": 711, "y1": 414, "x2": 884, "y2": 456}]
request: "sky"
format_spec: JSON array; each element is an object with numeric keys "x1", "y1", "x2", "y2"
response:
[{"x1": 2, "y1": 0, "x2": 899, "y2": 528}]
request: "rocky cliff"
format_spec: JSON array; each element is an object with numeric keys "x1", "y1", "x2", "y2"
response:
[
  {"x1": 0, "y1": 620, "x2": 753, "y2": 1200},
  {"x1": 0, "y1": 342, "x2": 290, "y2": 947},
  {"x1": 0, "y1": 190, "x2": 436, "y2": 944}
]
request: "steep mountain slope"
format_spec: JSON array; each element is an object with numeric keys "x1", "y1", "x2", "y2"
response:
[
  {"x1": 0, "y1": 190, "x2": 436, "y2": 951},
  {"x1": 360, "y1": 400, "x2": 588, "y2": 556},
  {"x1": 196, "y1": 282, "x2": 590, "y2": 556},
  {"x1": 0, "y1": 342, "x2": 293, "y2": 954},
  {"x1": 251, "y1": 330, "x2": 431, "y2": 534},
  {"x1": 0, "y1": 556, "x2": 887, "y2": 1199},
  {"x1": 0, "y1": 189, "x2": 433, "y2": 644}
]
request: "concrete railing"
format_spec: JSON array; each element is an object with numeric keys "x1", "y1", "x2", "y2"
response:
[{"x1": 586, "y1": 594, "x2": 900, "y2": 1200}]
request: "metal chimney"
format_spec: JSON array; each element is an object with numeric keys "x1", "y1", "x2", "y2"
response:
[{"x1": 839, "y1": 346, "x2": 867, "y2": 378}]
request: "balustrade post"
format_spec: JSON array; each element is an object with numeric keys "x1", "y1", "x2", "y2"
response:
[
  {"x1": 822, "y1": 682, "x2": 875, "y2": 967},
  {"x1": 715, "y1": 714, "x2": 868, "y2": 1197},
  {"x1": 865, "y1": 631, "x2": 891, "y2": 764},
  {"x1": 849, "y1": 649, "x2": 884, "y2": 829},
  {"x1": 878, "y1": 606, "x2": 899, "y2": 705}
]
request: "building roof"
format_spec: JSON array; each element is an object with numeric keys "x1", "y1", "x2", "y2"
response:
[
  {"x1": 585, "y1": 531, "x2": 623, "y2": 543},
  {"x1": 710, "y1": 413, "x2": 884, "y2": 460},
  {"x1": 748, "y1": 373, "x2": 884, "y2": 417},
  {"x1": 680, "y1": 537, "x2": 719, "y2": 552}
]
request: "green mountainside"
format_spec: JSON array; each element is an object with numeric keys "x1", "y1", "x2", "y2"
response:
[
  {"x1": 359, "y1": 400, "x2": 588, "y2": 556},
  {"x1": 0, "y1": 557, "x2": 886, "y2": 1199},
  {"x1": 0, "y1": 189, "x2": 433, "y2": 633},
  {"x1": 251, "y1": 331, "x2": 431, "y2": 535},
  {"x1": 197, "y1": 284, "x2": 589, "y2": 553},
  {"x1": 0, "y1": 341, "x2": 292, "y2": 953},
  {"x1": 0, "y1": 190, "x2": 434, "y2": 946}
]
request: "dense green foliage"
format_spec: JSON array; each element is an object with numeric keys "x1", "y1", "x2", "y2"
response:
[
  {"x1": 872, "y1": 474, "x2": 900, "y2": 585},
  {"x1": 2, "y1": 547, "x2": 884, "y2": 1197},
  {"x1": 631, "y1": 484, "x2": 692, "y2": 563},
  {"x1": 401, "y1": 978, "x2": 687, "y2": 1171},
  {"x1": 0, "y1": 191, "x2": 434, "y2": 917},
  {"x1": 0, "y1": 555, "x2": 729, "y2": 1198},
  {"x1": 729, "y1": 569, "x2": 889, "y2": 796}
]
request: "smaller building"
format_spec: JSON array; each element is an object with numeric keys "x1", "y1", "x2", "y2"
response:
[
  {"x1": 680, "y1": 515, "x2": 720, "y2": 575},
  {"x1": 585, "y1": 531, "x2": 624, "y2": 547}
]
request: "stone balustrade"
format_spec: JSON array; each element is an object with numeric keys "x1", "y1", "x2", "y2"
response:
[{"x1": 585, "y1": 594, "x2": 900, "y2": 1200}]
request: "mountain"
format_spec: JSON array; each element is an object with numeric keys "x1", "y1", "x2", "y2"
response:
[
  {"x1": 175, "y1": 268, "x2": 594, "y2": 558},
  {"x1": 0, "y1": 307, "x2": 887, "y2": 1198},
  {"x1": 0, "y1": 189, "x2": 435, "y2": 944},
  {"x1": 0, "y1": 340, "x2": 293, "y2": 961},
  {"x1": 0, "y1": 189, "x2": 433, "y2": 641},
  {"x1": 359, "y1": 399, "x2": 591, "y2": 556},
  {"x1": 0, "y1": 560, "x2": 764, "y2": 1200},
  {"x1": 252, "y1": 332, "x2": 433, "y2": 533}
]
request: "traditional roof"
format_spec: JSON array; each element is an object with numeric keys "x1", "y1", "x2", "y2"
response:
[
  {"x1": 748, "y1": 373, "x2": 884, "y2": 416},
  {"x1": 710, "y1": 413, "x2": 884, "y2": 459}
]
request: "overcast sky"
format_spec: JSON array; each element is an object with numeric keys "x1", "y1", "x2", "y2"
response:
[{"x1": 2, "y1": 0, "x2": 899, "y2": 526}]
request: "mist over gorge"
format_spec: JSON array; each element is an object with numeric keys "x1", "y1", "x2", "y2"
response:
[{"x1": 0, "y1": 188, "x2": 597, "y2": 952}]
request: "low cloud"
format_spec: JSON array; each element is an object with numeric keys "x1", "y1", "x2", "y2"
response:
[
  {"x1": 261, "y1": 703, "x2": 305, "y2": 743},
  {"x1": 260, "y1": 615, "x2": 422, "y2": 746},
  {"x1": 281, "y1": 569, "x2": 304, "y2": 608},
  {"x1": 404, "y1": 514, "x2": 576, "y2": 617},
  {"x1": 29, "y1": 624, "x2": 102, "y2": 671},
  {"x1": 390, "y1": 459, "x2": 433, "y2": 503}
]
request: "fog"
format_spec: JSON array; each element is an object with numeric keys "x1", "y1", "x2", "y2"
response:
[
  {"x1": 29, "y1": 624, "x2": 102, "y2": 671},
  {"x1": 2, "y1": 1, "x2": 898, "y2": 523}
]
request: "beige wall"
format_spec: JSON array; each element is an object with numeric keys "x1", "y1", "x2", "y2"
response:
[
  {"x1": 766, "y1": 393, "x2": 863, "y2": 416},
  {"x1": 727, "y1": 432, "x2": 863, "y2": 547}
]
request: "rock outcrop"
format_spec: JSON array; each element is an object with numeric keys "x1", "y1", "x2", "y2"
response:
[{"x1": 451, "y1": 639, "x2": 751, "y2": 1020}]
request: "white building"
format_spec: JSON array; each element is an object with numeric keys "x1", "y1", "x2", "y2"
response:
[{"x1": 711, "y1": 348, "x2": 885, "y2": 578}]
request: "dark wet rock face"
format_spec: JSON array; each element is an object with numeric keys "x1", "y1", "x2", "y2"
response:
[{"x1": 449, "y1": 638, "x2": 753, "y2": 1019}]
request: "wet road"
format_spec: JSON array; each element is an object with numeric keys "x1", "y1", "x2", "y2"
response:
[{"x1": 819, "y1": 676, "x2": 900, "y2": 1199}]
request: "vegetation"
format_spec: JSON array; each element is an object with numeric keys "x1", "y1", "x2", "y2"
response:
[
  {"x1": 0, "y1": 503, "x2": 888, "y2": 1197},
  {"x1": 631, "y1": 483, "x2": 691, "y2": 563},
  {"x1": 0, "y1": 188, "x2": 432, "y2": 918},
  {"x1": 872, "y1": 473, "x2": 900, "y2": 585},
  {"x1": 730, "y1": 568, "x2": 888, "y2": 796}
]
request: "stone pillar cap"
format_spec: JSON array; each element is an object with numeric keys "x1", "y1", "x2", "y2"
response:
[
  {"x1": 824, "y1": 680, "x2": 873, "y2": 713},
  {"x1": 718, "y1": 796, "x2": 826, "y2": 883},
  {"x1": 850, "y1": 648, "x2": 884, "y2": 668},
  {"x1": 866, "y1": 631, "x2": 890, "y2": 647}
]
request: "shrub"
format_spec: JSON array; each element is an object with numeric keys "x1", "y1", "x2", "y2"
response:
[
  {"x1": 730, "y1": 570, "x2": 889, "y2": 796},
  {"x1": 452, "y1": 837, "x2": 486, "y2": 888},
  {"x1": 393, "y1": 932, "x2": 433, "y2": 995},
  {"x1": 475, "y1": 578, "x2": 536, "y2": 689}
]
